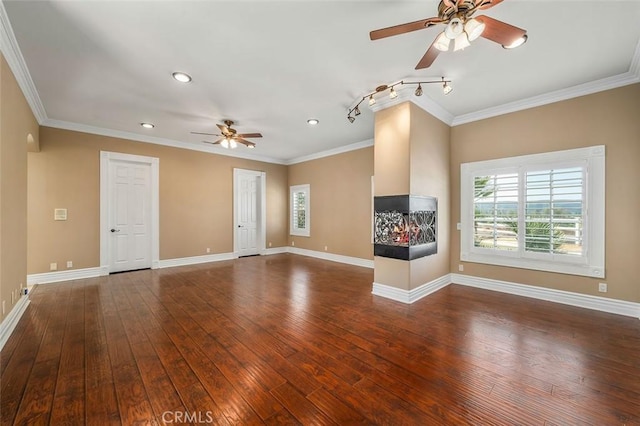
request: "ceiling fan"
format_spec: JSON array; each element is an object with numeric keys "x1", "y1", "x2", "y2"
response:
[
  {"x1": 370, "y1": 0, "x2": 527, "y2": 69},
  {"x1": 191, "y1": 120, "x2": 262, "y2": 149}
]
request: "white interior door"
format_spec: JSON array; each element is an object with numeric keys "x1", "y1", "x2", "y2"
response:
[
  {"x1": 109, "y1": 159, "x2": 152, "y2": 272},
  {"x1": 234, "y1": 169, "x2": 265, "y2": 257}
]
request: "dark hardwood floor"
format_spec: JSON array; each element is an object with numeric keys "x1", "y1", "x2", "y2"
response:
[{"x1": 2, "y1": 254, "x2": 639, "y2": 425}]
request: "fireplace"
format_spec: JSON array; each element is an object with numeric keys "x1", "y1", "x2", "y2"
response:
[{"x1": 374, "y1": 195, "x2": 437, "y2": 260}]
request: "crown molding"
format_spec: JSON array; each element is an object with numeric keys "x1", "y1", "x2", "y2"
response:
[
  {"x1": 452, "y1": 38, "x2": 640, "y2": 126},
  {"x1": 43, "y1": 119, "x2": 288, "y2": 165},
  {"x1": 368, "y1": 80, "x2": 455, "y2": 126},
  {"x1": 286, "y1": 138, "x2": 374, "y2": 165},
  {"x1": 0, "y1": 0, "x2": 47, "y2": 123}
]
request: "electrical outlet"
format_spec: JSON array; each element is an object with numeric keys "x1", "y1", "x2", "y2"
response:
[
  {"x1": 206, "y1": 248, "x2": 210, "y2": 253},
  {"x1": 456, "y1": 222, "x2": 461, "y2": 230},
  {"x1": 598, "y1": 283, "x2": 607, "y2": 293},
  {"x1": 268, "y1": 242, "x2": 272, "y2": 247},
  {"x1": 66, "y1": 261, "x2": 73, "y2": 268},
  {"x1": 458, "y1": 264, "x2": 464, "y2": 272},
  {"x1": 324, "y1": 246, "x2": 328, "y2": 251},
  {"x1": 291, "y1": 241, "x2": 295, "y2": 246},
  {"x1": 50, "y1": 262, "x2": 57, "y2": 271}
]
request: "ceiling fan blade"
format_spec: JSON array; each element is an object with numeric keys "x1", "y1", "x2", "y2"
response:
[
  {"x1": 475, "y1": 0, "x2": 505, "y2": 10},
  {"x1": 191, "y1": 131, "x2": 220, "y2": 136},
  {"x1": 216, "y1": 123, "x2": 229, "y2": 133},
  {"x1": 370, "y1": 17, "x2": 442, "y2": 40},
  {"x1": 476, "y1": 15, "x2": 526, "y2": 46},
  {"x1": 415, "y1": 39, "x2": 441, "y2": 70},
  {"x1": 236, "y1": 133, "x2": 262, "y2": 139},
  {"x1": 236, "y1": 138, "x2": 256, "y2": 148}
]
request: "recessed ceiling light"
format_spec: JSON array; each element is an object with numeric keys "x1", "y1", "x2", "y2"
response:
[
  {"x1": 307, "y1": 119, "x2": 319, "y2": 125},
  {"x1": 172, "y1": 71, "x2": 192, "y2": 83},
  {"x1": 140, "y1": 122, "x2": 155, "y2": 129}
]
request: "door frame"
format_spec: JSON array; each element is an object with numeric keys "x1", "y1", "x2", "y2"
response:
[
  {"x1": 100, "y1": 151, "x2": 160, "y2": 275},
  {"x1": 233, "y1": 168, "x2": 266, "y2": 256}
]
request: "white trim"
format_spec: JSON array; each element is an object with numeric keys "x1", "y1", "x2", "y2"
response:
[
  {"x1": 452, "y1": 70, "x2": 640, "y2": 126},
  {"x1": 158, "y1": 252, "x2": 236, "y2": 269},
  {"x1": 45, "y1": 119, "x2": 287, "y2": 165},
  {"x1": 372, "y1": 274, "x2": 451, "y2": 304},
  {"x1": 100, "y1": 151, "x2": 160, "y2": 274},
  {"x1": 452, "y1": 273, "x2": 640, "y2": 319},
  {"x1": 0, "y1": 294, "x2": 30, "y2": 351},
  {"x1": 288, "y1": 247, "x2": 374, "y2": 269},
  {"x1": 286, "y1": 139, "x2": 374, "y2": 165},
  {"x1": 0, "y1": 1, "x2": 47, "y2": 122},
  {"x1": 370, "y1": 90, "x2": 455, "y2": 126},
  {"x1": 263, "y1": 246, "x2": 288, "y2": 256},
  {"x1": 27, "y1": 267, "x2": 102, "y2": 285}
]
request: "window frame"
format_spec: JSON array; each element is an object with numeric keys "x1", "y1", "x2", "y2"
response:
[
  {"x1": 290, "y1": 184, "x2": 310, "y2": 237},
  {"x1": 460, "y1": 146, "x2": 605, "y2": 278}
]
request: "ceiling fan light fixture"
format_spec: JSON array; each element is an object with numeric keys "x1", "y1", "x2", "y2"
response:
[
  {"x1": 503, "y1": 34, "x2": 528, "y2": 49},
  {"x1": 414, "y1": 84, "x2": 423, "y2": 97},
  {"x1": 453, "y1": 32, "x2": 470, "y2": 51},
  {"x1": 464, "y1": 18, "x2": 485, "y2": 42},
  {"x1": 229, "y1": 139, "x2": 238, "y2": 149},
  {"x1": 247, "y1": 144, "x2": 255, "y2": 149},
  {"x1": 368, "y1": 95, "x2": 376, "y2": 107},
  {"x1": 444, "y1": 18, "x2": 463, "y2": 40},
  {"x1": 434, "y1": 31, "x2": 451, "y2": 52},
  {"x1": 221, "y1": 138, "x2": 230, "y2": 149},
  {"x1": 172, "y1": 71, "x2": 192, "y2": 83}
]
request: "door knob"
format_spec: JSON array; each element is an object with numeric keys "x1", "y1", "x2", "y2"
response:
[{"x1": 110, "y1": 228, "x2": 120, "y2": 233}]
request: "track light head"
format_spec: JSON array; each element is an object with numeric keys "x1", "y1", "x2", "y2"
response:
[
  {"x1": 414, "y1": 84, "x2": 423, "y2": 97},
  {"x1": 354, "y1": 106, "x2": 361, "y2": 116},
  {"x1": 348, "y1": 115, "x2": 355, "y2": 123},
  {"x1": 368, "y1": 95, "x2": 376, "y2": 107}
]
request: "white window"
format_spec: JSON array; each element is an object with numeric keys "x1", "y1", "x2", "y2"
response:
[
  {"x1": 460, "y1": 146, "x2": 605, "y2": 278},
  {"x1": 290, "y1": 184, "x2": 310, "y2": 237}
]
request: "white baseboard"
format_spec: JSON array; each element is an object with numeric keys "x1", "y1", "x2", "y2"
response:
[
  {"x1": 372, "y1": 274, "x2": 451, "y2": 304},
  {"x1": 27, "y1": 267, "x2": 102, "y2": 285},
  {"x1": 0, "y1": 295, "x2": 30, "y2": 351},
  {"x1": 288, "y1": 247, "x2": 374, "y2": 269},
  {"x1": 263, "y1": 247, "x2": 288, "y2": 256},
  {"x1": 158, "y1": 252, "x2": 236, "y2": 269},
  {"x1": 451, "y1": 273, "x2": 640, "y2": 319}
]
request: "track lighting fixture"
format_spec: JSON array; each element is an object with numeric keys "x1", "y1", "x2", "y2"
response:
[{"x1": 347, "y1": 77, "x2": 452, "y2": 123}]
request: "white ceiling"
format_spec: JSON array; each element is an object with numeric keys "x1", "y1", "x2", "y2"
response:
[{"x1": 2, "y1": 0, "x2": 639, "y2": 164}]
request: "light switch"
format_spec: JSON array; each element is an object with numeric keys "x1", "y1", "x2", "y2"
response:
[{"x1": 54, "y1": 208, "x2": 67, "y2": 221}]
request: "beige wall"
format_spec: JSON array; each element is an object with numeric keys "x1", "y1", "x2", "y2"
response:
[
  {"x1": 288, "y1": 147, "x2": 374, "y2": 260},
  {"x1": 27, "y1": 127, "x2": 288, "y2": 274},
  {"x1": 1, "y1": 54, "x2": 39, "y2": 322},
  {"x1": 450, "y1": 84, "x2": 640, "y2": 303},
  {"x1": 408, "y1": 103, "x2": 451, "y2": 288},
  {"x1": 373, "y1": 102, "x2": 451, "y2": 290}
]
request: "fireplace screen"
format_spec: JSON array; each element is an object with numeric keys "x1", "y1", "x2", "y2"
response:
[{"x1": 374, "y1": 195, "x2": 437, "y2": 260}]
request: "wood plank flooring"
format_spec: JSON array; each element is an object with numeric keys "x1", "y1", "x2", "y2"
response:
[{"x1": 2, "y1": 253, "x2": 639, "y2": 425}]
